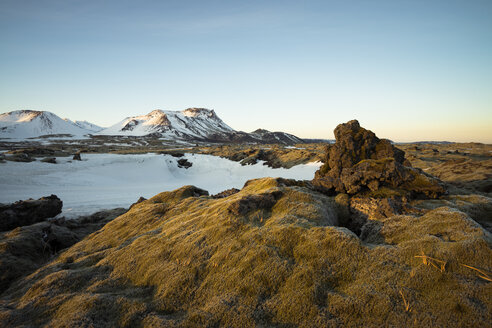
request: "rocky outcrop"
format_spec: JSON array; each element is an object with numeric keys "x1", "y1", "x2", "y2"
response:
[
  {"x1": 129, "y1": 196, "x2": 147, "y2": 209},
  {"x1": 0, "y1": 195, "x2": 63, "y2": 231},
  {"x1": 0, "y1": 207, "x2": 126, "y2": 294},
  {"x1": 212, "y1": 188, "x2": 240, "y2": 198},
  {"x1": 4, "y1": 153, "x2": 33, "y2": 162},
  {"x1": 313, "y1": 120, "x2": 445, "y2": 198},
  {"x1": 177, "y1": 158, "x2": 192, "y2": 169}
]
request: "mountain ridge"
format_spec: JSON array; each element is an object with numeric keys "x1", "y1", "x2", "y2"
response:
[{"x1": 0, "y1": 108, "x2": 304, "y2": 145}]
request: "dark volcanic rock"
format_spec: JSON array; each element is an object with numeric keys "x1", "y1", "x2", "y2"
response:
[
  {"x1": 0, "y1": 207, "x2": 126, "y2": 294},
  {"x1": 41, "y1": 157, "x2": 57, "y2": 164},
  {"x1": 177, "y1": 158, "x2": 192, "y2": 169},
  {"x1": 129, "y1": 196, "x2": 147, "y2": 209},
  {"x1": 228, "y1": 191, "x2": 283, "y2": 216},
  {"x1": 212, "y1": 188, "x2": 240, "y2": 199},
  {"x1": 0, "y1": 195, "x2": 63, "y2": 231},
  {"x1": 312, "y1": 120, "x2": 445, "y2": 198},
  {"x1": 4, "y1": 153, "x2": 34, "y2": 162},
  {"x1": 160, "y1": 151, "x2": 185, "y2": 157}
]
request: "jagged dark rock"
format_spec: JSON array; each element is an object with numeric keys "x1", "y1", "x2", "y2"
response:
[
  {"x1": 312, "y1": 120, "x2": 445, "y2": 198},
  {"x1": 0, "y1": 207, "x2": 126, "y2": 294},
  {"x1": 228, "y1": 191, "x2": 283, "y2": 216},
  {"x1": 0, "y1": 195, "x2": 63, "y2": 231},
  {"x1": 129, "y1": 196, "x2": 147, "y2": 209},
  {"x1": 4, "y1": 153, "x2": 33, "y2": 162},
  {"x1": 177, "y1": 158, "x2": 192, "y2": 169},
  {"x1": 160, "y1": 151, "x2": 184, "y2": 158},
  {"x1": 212, "y1": 188, "x2": 240, "y2": 198}
]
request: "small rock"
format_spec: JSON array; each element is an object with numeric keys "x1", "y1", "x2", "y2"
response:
[
  {"x1": 41, "y1": 157, "x2": 57, "y2": 164},
  {"x1": 177, "y1": 158, "x2": 192, "y2": 169},
  {"x1": 212, "y1": 188, "x2": 240, "y2": 199}
]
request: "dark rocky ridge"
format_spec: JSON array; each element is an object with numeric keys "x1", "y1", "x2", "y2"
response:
[
  {"x1": 0, "y1": 207, "x2": 127, "y2": 294},
  {"x1": 0, "y1": 195, "x2": 62, "y2": 231}
]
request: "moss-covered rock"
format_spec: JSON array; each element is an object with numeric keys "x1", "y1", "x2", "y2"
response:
[
  {"x1": 313, "y1": 120, "x2": 445, "y2": 198},
  {"x1": 0, "y1": 178, "x2": 490, "y2": 327}
]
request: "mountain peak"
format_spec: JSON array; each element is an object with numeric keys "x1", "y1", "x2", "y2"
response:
[
  {"x1": 251, "y1": 128, "x2": 270, "y2": 135},
  {"x1": 0, "y1": 110, "x2": 101, "y2": 138},
  {"x1": 147, "y1": 109, "x2": 165, "y2": 117},
  {"x1": 0, "y1": 110, "x2": 45, "y2": 123},
  {"x1": 183, "y1": 108, "x2": 215, "y2": 118}
]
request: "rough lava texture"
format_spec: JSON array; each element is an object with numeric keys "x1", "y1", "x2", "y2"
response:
[
  {"x1": 0, "y1": 195, "x2": 62, "y2": 231},
  {"x1": 313, "y1": 120, "x2": 445, "y2": 198}
]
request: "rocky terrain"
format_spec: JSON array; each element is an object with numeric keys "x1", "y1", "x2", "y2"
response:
[
  {"x1": 0, "y1": 195, "x2": 63, "y2": 232},
  {"x1": 0, "y1": 120, "x2": 490, "y2": 327}
]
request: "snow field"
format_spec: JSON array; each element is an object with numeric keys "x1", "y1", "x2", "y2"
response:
[{"x1": 0, "y1": 153, "x2": 321, "y2": 217}]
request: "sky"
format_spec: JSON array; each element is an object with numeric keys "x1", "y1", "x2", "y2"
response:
[{"x1": 0, "y1": 0, "x2": 491, "y2": 142}]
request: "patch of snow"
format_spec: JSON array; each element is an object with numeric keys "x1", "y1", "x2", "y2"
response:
[{"x1": 0, "y1": 153, "x2": 321, "y2": 218}]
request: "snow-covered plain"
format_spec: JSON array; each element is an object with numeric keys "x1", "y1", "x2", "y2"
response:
[{"x1": 0, "y1": 153, "x2": 321, "y2": 217}]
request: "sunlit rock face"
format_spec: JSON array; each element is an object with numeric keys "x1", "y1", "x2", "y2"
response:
[{"x1": 312, "y1": 120, "x2": 445, "y2": 198}]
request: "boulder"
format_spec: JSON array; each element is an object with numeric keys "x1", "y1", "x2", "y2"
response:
[
  {"x1": 0, "y1": 195, "x2": 63, "y2": 231},
  {"x1": 312, "y1": 120, "x2": 445, "y2": 198},
  {"x1": 177, "y1": 158, "x2": 192, "y2": 169}
]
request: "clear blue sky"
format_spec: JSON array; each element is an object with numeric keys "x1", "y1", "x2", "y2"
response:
[{"x1": 1, "y1": 0, "x2": 491, "y2": 142}]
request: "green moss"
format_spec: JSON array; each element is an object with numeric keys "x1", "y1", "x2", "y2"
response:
[{"x1": 359, "y1": 187, "x2": 407, "y2": 199}]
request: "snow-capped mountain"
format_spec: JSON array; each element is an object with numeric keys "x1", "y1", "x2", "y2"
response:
[
  {"x1": 97, "y1": 108, "x2": 304, "y2": 145},
  {"x1": 0, "y1": 108, "x2": 304, "y2": 145},
  {"x1": 69, "y1": 120, "x2": 103, "y2": 133},
  {"x1": 249, "y1": 128, "x2": 304, "y2": 144},
  {"x1": 97, "y1": 108, "x2": 234, "y2": 139},
  {"x1": 0, "y1": 110, "x2": 101, "y2": 139}
]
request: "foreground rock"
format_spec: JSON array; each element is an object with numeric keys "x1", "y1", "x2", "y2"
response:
[
  {"x1": 0, "y1": 178, "x2": 490, "y2": 327},
  {"x1": 0, "y1": 195, "x2": 62, "y2": 231},
  {"x1": 0, "y1": 208, "x2": 126, "y2": 294},
  {"x1": 313, "y1": 120, "x2": 445, "y2": 198}
]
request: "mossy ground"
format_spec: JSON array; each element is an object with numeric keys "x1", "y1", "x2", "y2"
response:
[{"x1": 0, "y1": 178, "x2": 490, "y2": 327}]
